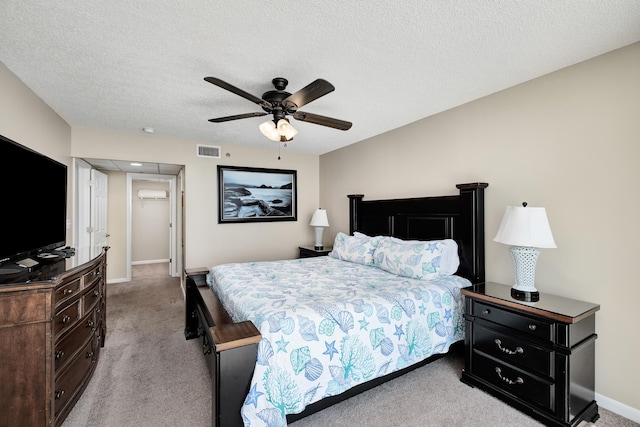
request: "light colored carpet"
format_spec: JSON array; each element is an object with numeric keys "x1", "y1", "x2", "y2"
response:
[{"x1": 63, "y1": 263, "x2": 637, "y2": 427}]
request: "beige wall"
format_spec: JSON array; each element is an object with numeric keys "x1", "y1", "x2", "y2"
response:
[
  {"x1": 320, "y1": 42, "x2": 640, "y2": 414},
  {"x1": 1, "y1": 62, "x2": 320, "y2": 280},
  {"x1": 69, "y1": 127, "x2": 320, "y2": 274},
  {"x1": 0, "y1": 62, "x2": 73, "y2": 247}
]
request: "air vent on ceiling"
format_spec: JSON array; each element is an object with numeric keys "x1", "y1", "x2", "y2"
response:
[{"x1": 197, "y1": 144, "x2": 221, "y2": 159}]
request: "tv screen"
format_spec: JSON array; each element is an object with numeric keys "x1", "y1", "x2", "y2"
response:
[{"x1": 0, "y1": 134, "x2": 67, "y2": 264}]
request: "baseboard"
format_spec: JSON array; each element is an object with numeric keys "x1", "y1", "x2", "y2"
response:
[
  {"x1": 107, "y1": 277, "x2": 129, "y2": 284},
  {"x1": 596, "y1": 392, "x2": 640, "y2": 423},
  {"x1": 131, "y1": 259, "x2": 169, "y2": 265}
]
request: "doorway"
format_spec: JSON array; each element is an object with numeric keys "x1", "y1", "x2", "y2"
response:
[{"x1": 127, "y1": 173, "x2": 179, "y2": 280}]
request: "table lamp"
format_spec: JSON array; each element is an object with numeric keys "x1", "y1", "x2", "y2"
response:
[
  {"x1": 493, "y1": 202, "x2": 556, "y2": 302},
  {"x1": 309, "y1": 209, "x2": 329, "y2": 250}
]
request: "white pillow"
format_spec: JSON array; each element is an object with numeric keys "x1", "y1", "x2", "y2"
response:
[
  {"x1": 372, "y1": 236, "x2": 459, "y2": 279},
  {"x1": 329, "y1": 232, "x2": 382, "y2": 266}
]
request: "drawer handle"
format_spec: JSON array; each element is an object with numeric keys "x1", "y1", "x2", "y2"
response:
[
  {"x1": 528, "y1": 324, "x2": 537, "y2": 331},
  {"x1": 495, "y1": 367, "x2": 524, "y2": 385},
  {"x1": 63, "y1": 288, "x2": 74, "y2": 295},
  {"x1": 482, "y1": 309, "x2": 490, "y2": 315},
  {"x1": 55, "y1": 350, "x2": 65, "y2": 360},
  {"x1": 495, "y1": 339, "x2": 523, "y2": 355},
  {"x1": 87, "y1": 320, "x2": 95, "y2": 328},
  {"x1": 54, "y1": 389, "x2": 65, "y2": 400},
  {"x1": 61, "y1": 315, "x2": 71, "y2": 324},
  {"x1": 87, "y1": 351, "x2": 94, "y2": 358},
  {"x1": 93, "y1": 290, "x2": 100, "y2": 297}
]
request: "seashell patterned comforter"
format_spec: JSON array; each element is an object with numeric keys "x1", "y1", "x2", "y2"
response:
[{"x1": 207, "y1": 256, "x2": 469, "y2": 427}]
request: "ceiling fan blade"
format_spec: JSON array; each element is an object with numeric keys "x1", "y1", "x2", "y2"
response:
[
  {"x1": 292, "y1": 111, "x2": 352, "y2": 130},
  {"x1": 208, "y1": 112, "x2": 267, "y2": 123},
  {"x1": 283, "y1": 79, "x2": 335, "y2": 110},
  {"x1": 204, "y1": 77, "x2": 272, "y2": 109}
]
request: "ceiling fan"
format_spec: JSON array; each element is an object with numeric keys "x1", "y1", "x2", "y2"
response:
[{"x1": 204, "y1": 77, "x2": 352, "y2": 142}]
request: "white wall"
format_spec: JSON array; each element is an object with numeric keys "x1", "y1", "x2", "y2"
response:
[{"x1": 320, "y1": 42, "x2": 640, "y2": 417}]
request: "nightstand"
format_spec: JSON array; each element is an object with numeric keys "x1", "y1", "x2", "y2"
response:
[
  {"x1": 298, "y1": 246, "x2": 332, "y2": 258},
  {"x1": 460, "y1": 282, "x2": 600, "y2": 427}
]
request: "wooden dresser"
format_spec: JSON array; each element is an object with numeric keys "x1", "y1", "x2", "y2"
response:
[
  {"x1": 460, "y1": 282, "x2": 600, "y2": 427},
  {"x1": 0, "y1": 250, "x2": 107, "y2": 427}
]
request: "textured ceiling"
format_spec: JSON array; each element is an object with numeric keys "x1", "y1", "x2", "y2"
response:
[{"x1": 1, "y1": 1, "x2": 639, "y2": 155}]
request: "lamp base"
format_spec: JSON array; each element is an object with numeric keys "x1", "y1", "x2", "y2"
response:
[
  {"x1": 511, "y1": 287, "x2": 539, "y2": 302},
  {"x1": 313, "y1": 227, "x2": 325, "y2": 251}
]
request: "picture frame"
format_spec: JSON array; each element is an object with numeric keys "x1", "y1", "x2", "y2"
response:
[{"x1": 218, "y1": 165, "x2": 297, "y2": 223}]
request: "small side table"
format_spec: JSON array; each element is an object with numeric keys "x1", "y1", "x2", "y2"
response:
[
  {"x1": 460, "y1": 282, "x2": 600, "y2": 426},
  {"x1": 298, "y1": 246, "x2": 332, "y2": 258}
]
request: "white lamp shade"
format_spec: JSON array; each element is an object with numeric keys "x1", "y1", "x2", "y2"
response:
[
  {"x1": 260, "y1": 119, "x2": 298, "y2": 142},
  {"x1": 277, "y1": 119, "x2": 297, "y2": 141},
  {"x1": 494, "y1": 205, "x2": 556, "y2": 248},
  {"x1": 309, "y1": 209, "x2": 329, "y2": 227},
  {"x1": 259, "y1": 120, "x2": 281, "y2": 141}
]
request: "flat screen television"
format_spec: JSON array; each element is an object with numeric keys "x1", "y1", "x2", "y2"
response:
[{"x1": 0, "y1": 134, "x2": 67, "y2": 268}]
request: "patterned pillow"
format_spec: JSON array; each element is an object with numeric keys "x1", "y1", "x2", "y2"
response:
[
  {"x1": 373, "y1": 236, "x2": 459, "y2": 279},
  {"x1": 328, "y1": 232, "x2": 382, "y2": 266}
]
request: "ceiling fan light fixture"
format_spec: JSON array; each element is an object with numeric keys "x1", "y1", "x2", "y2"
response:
[
  {"x1": 277, "y1": 119, "x2": 297, "y2": 141},
  {"x1": 259, "y1": 119, "x2": 281, "y2": 142},
  {"x1": 260, "y1": 118, "x2": 297, "y2": 142}
]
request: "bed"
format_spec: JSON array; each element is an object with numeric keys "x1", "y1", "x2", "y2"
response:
[{"x1": 184, "y1": 182, "x2": 488, "y2": 427}]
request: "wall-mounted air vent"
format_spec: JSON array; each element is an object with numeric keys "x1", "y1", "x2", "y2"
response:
[{"x1": 197, "y1": 144, "x2": 221, "y2": 159}]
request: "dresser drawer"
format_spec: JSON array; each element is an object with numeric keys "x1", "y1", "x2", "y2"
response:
[
  {"x1": 474, "y1": 352, "x2": 554, "y2": 412},
  {"x1": 54, "y1": 338, "x2": 95, "y2": 418},
  {"x1": 83, "y1": 266, "x2": 102, "y2": 284},
  {"x1": 55, "y1": 278, "x2": 81, "y2": 305},
  {"x1": 83, "y1": 279, "x2": 102, "y2": 312},
  {"x1": 473, "y1": 323, "x2": 554, "y2": 378},
  {"x1": 472, "y1": 300, "x2": 553, "y2": 341},
  {"x1": 54, "y1": 301, "x2": 81, "y2": 336},
  {"x1": 54, "y1": 310, "x2": 97, "y2": 373}
]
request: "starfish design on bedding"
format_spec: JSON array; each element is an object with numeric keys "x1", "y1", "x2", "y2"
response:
[
  {"x1": 245, "y1": 384, "x2": 263, "y2": 408},
  {"x1": 275, "y1": 335, "x2": 290, "y2": 353},
  {"x1": 358, "y1": 317, "x2": 369, "y2": 330},
  {"x1": 323, "y1": 340, "x2": 338, "y2": 361},
  {"x1": 394, "y1": 324, "x2": 404, "y2": 339}
]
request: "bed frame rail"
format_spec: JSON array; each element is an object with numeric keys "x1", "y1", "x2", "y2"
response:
[{"x1": 184, "y1": 269, "x2": 261, "y2": 427}]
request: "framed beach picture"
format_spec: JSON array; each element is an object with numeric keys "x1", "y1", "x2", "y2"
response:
[{"x1": 217, "y1": 165, "x2": 297, "y2": 223}]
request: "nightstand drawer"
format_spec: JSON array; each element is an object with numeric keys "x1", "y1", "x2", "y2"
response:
[
  {"x1": 472, "y1": 300, "x2": 553, "y2": 341},
  {"x1": 473, "y1": 324, "x2": 554, "y2": 378},
  {"x1": 474, "y1": 352, "x2": 554, "y2": 412}
]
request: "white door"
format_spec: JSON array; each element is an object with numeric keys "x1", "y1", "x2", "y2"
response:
[
  {"x1": 75, "y1": 159, "x2": 92, "y2": 265},
  {"x1": 90, "y1": 169, "x2": 109, "y2": 258}
]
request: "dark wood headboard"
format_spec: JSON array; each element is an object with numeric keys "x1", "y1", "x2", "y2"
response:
[{"x1": 348, "y1": 182, "x2": 488, "y2": 284}]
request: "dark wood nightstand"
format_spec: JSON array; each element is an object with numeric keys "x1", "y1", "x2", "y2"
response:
[
  {"x1": 460, "y1": 282, "x2": 600, "y2": 427},
  {"x1": 298, "y1": 246, "x2": 332, "y2": 258}
]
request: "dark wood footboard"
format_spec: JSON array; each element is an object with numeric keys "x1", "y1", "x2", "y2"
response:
[{"x1": 184, "y1": 269, "x2": 261, "y2": 427}]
